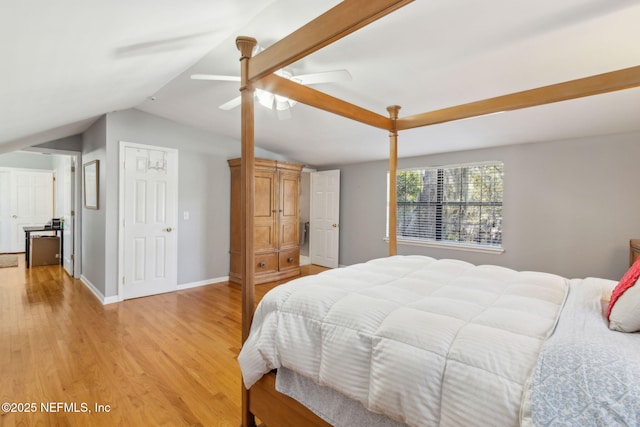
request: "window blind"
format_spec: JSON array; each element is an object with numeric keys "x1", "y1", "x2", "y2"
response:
[{"x1": 394, "y1": 162, "x2": 503, "y2": 248}]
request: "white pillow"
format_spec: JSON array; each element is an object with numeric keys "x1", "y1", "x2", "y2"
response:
[{"x1": 609, "y1": 277, "x2": 640, "y2": 332}]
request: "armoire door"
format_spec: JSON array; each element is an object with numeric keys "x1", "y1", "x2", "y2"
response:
[
  {"x1": 278, "y1": 170, "x2": 300, "y2": 249},
  {"x1": 254, "y1": 168, "x2": 277, "y2": 252}
]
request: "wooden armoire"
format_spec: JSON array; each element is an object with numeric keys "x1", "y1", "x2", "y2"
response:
[{"x1": 228, "y1": 158, "x2": 303, "y2": 284}]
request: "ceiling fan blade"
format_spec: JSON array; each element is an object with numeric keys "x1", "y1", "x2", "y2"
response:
[
  {"x1": 219, "y1": 96, "x2": 242, "y2": 110},
  {"x1": 191, "y1": 74, "x2": 240, "y2": 82},
  {"x1": 294, "y1": 70, "x2": 352, "y2": 85}
]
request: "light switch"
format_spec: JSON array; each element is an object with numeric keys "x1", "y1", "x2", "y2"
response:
[{"x1": 183, "y1": 211, "x2": 190, "y2": 220}]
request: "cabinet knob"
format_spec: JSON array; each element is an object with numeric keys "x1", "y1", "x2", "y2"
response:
[
  {"x1": 258, "y1": 262, "x2": 266, "y2": 268},
  {"x1": 287, "y1": 257, "x2": 294, "y2": 263}
]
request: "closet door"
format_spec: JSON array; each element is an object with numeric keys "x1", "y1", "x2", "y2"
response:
[{"x1": 9, "y1": 170, "x2": 54, "y2": 252}]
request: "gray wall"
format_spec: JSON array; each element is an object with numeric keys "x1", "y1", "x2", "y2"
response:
[
  {"x1": 0, "y1": 151, "x2": 54, "y2": 169},
  {"x1": 81, "y1": 115, "x2": 107, "y2": 293},
  {"x1": 300, "y1": 171, "x2": 311, "y2": 257},
  {"x1": 86, "y1": 108, "x2": 296, "y2": 298},
  {"x1": 104, "y1": 110, "x2": 236, "y2": 297},
  {"x1": 330, "y1": 132, "x2": 640, "y2": 281},
  {"x1": 35, "y1": 135, "x2": 82, "y2": 152}
]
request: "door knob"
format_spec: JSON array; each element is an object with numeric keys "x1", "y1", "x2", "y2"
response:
[
  {"x1": 11, "y1": 215, "x2": 17, "y2": 219},
  {"x1": 332, "y1": 224, "x2": 338, "y2": 228},
  {"x1": 164, "y1": 227, "x2": 173, "y2": 232}
]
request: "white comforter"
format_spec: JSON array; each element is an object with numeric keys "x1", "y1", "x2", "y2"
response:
[{"x1": 238, "y1": 255, "x2": 568, "y2": 426}]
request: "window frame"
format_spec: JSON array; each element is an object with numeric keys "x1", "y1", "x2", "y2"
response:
[{"x1": 387, "y1": 161, "x2": 504, "y2": 254}]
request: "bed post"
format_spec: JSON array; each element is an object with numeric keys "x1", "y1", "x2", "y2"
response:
[
  {"x1": 387, "y1": 105, "x2": 401, "y2": 256},
  {"x1": 237, "y1": 35, "x2": 258, "y2": 427}
]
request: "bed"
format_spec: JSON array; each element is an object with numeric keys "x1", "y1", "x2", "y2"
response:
[
  {"x1": 238, "y1": 255, "x2": 640, "y2": 426},
  {"x1": 232, "y1": 1, "x2": 640, "y2": 425}
]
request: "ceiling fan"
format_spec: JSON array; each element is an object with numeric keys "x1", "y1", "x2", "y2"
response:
[{"x1": 191, "y1": 68, "x2": 352, "y2": 119}]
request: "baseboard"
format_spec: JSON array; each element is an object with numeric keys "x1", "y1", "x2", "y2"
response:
[
  {"x1": 81, "y1": 275, "x2": 230, "y2": 305},
  {"x1": 300, "y1": 255, "x2": 311, "y2": 266},
  {"x1": 177, "y1": 276, "x2": 229, "y2": 291},
  {"x1": 80, "y1": 275, "x2": 121, "y2": 305}
]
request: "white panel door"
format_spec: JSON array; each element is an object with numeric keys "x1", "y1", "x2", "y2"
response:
[
  {"x1": 122, "y1": 145, "x2": 178, "y2": 299},
  {"x1": 10, "y1": 170, "x2": 54, "y2": 252},
  {"x1": 310, "y1": 170, "x2": 340, "y2": 268}
]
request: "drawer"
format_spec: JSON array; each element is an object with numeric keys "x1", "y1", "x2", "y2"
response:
[
  {"x1": 279, "y1": 248, "x2": 300, "y2": 271},
  {"x1": 255, "y1": 252, "x2": 278, "y2": 274}
]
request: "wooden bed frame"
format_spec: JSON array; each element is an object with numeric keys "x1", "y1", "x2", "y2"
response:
[{"x1": 235, "y1": 1, "x2": 640, "y2": 425}]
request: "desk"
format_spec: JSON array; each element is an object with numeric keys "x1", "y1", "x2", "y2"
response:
[{"x1": 23, "y1": 226, "x2": 63, "y2": 268}]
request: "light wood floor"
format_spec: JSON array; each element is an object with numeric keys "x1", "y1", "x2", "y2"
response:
[{"x1": 0, "y1": 257, "x2": 328, "y2": 427}]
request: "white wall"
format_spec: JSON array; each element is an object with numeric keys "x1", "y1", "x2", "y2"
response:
[{"x1": 330, "y1": 132, "x2": 640, "y2": 280}]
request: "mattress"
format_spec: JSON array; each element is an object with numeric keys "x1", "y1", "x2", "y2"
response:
[{"x1": 238, "y1": 255, "x2": 568, "y2": 426}]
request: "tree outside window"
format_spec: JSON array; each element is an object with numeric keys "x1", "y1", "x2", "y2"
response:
[{"x1": 394, "y1": 162, "x2": 503, "y2": 248}]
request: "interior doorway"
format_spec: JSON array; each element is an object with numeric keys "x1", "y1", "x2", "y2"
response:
[
  {"x1": 0, "y1": 149, "x2": 81, "y2": 278},
  {"x1": 310, "y1": 169, "x2": 340, "y2": 268}
]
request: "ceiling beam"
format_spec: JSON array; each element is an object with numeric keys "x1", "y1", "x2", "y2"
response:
[
  {"x1": 397, "y1": 65, "x2": 640, "y2": 130},
  {"x1": 255, "y1": 74, "x2": 392, "y2": 130},
  {"x1": 247, "y1": 0, "x2": 414, "y2": 82}
]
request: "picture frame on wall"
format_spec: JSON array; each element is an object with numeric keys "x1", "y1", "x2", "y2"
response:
[{"x1": 83, "y1": 160, "x2": 99, "y2": 209}]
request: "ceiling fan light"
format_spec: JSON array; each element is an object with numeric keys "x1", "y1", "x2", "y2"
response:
[
  {"x1": 274, "y1": 94, "x2": 296, "y2": 110},
  {"x1": 256, "y1": 89, "x2": 274, "y2": 109},
  {"x1": 275, "y1": 100, "x2": 289, "y2": 111}
]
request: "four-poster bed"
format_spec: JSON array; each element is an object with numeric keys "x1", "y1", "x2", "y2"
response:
[{"x1": 234, "y1": 1, "x2": 640, "y2": 426}]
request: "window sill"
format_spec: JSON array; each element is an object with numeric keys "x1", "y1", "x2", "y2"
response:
[{"x1": 384, "y1": 237, "x2": 504, "y2": 255}]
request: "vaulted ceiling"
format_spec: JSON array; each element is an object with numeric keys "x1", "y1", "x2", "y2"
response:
[{"x1": 2, "y1": 0, "x2": 640, "y2": 166}]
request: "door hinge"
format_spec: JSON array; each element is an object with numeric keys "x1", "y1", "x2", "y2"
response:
[
  {"x1": 122, "y1": 277, "x2": 125, "y2": 285},
  {"x1": 71, "y1": 254, "x2": 74, "y2": 261},
  {"x1": 71, "y1": 166, "x2": 76, "y2": 173},
  {"x1": 71, "y1": 210, "x2": 75, "y2": 216}
]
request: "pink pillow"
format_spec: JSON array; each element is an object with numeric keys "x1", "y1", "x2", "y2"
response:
[{"x1": 607, "y1": 257, "x2": 640, "y2": 332}]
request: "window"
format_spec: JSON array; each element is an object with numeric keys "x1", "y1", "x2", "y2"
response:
[{"x1": 391, "y1": 162, "x2": 503, "y2": 250}]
